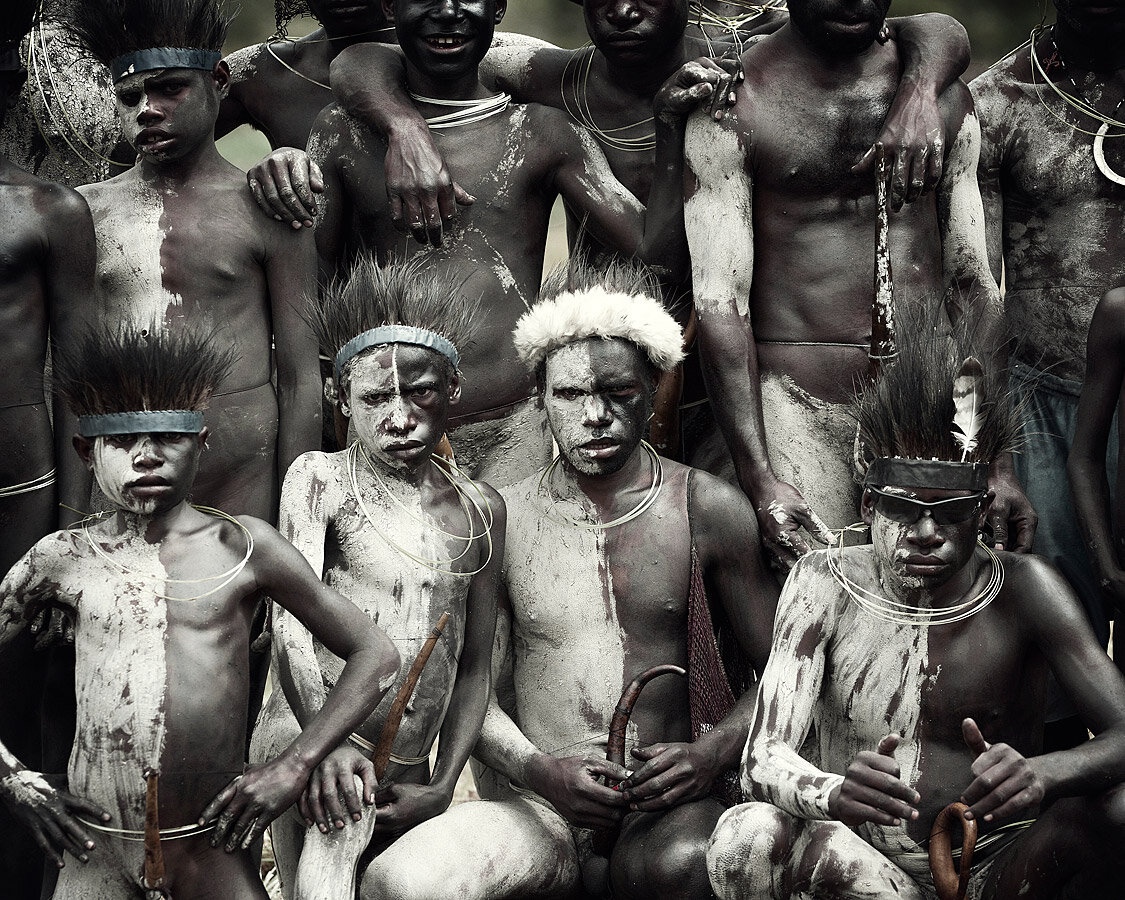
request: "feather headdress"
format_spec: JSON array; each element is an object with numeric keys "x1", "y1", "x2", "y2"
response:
[
  {"x1": 53, "y1": 320, "x2": 234, "y2": 419},
  {"x1": 68, "y1": 0, "x2": 230, "y2": 80},
  {"x1": 514, "y1": 257, "x2": 684, "y2": 376},
  {"x1": 853, "y1": 296, "x2": 1023, "y2": 489},
  {"x1": 310, "y1": 256, "x2": 478, "y2": 384}
]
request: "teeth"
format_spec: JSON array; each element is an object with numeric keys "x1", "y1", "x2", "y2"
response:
[{"x1": 432, "y1": 36, "x2": 464, "y2": 46}]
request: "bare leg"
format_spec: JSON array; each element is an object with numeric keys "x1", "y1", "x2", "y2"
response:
[
  {"x1": 978, "y1": 785, "x2": 1125, "y2": 899},
  {"x1": 293, "y1": 777, "x2": 373, "y2": 900},
  {"x1": 707, "y1": 802, "x2": 927, "y2": 900},
  {"x1": 251, "y1": 690, "x2": 303, "y2": 893},
  {"x1": 359, "y1": 798, "x2": 580, "y2": 900},
  {"x1": 611, "y1": 798, "x2": 726, "y2": 900}
]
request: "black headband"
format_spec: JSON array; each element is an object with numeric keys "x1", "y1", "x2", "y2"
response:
[{"x1": 863, "y1": 457, "x2": 989, "y2": 492}]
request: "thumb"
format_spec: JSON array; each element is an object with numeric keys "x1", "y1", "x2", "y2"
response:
[
  {"x1": 877, "y1": 733, "x2": 901, "y2": 757},
  {"x1": 852, "y1": 143, "x2": 877, "y2": 173},
  {"x1": 309, "y1": 161, "x2": 325, "y2": 194},
  {"x1": 630, "y1": 744, "x2": 663, "y2": 762},
  {"x1": 962, "y1": 717, "x2": 991, "y2": 755},
  {"x1": 453, "y1": 183, "x2": 476, "y2": 206}
]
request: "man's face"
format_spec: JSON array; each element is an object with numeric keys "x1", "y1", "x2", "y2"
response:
[
  {"x1": 1055, "y1": 0, "x2": 1125, "y2": 42},
  {"x1": 306, "y1": 0, "x2": 388, "y2": 32},
  {"x1": 385, "y1": 0, "x2": 504, "y2": 82},
  {"x1": 542, "y1": 338, "x2": 654, "y2": 477},
  {"x1": 114, "y1": 65, "x2": 228, "y2": 163},
  {"x1": 78, "y1": 431, "x2": 205, "y2": 516},
  {"x1": 584, "y1": 0, "x2": 688, "y2": 67},
  {"x1": 341, "y1": 344, "x2": 459, "y2": 474},
  {"x1": 786, "y1": 0, "x2": 892, "y2": 55},
  {"x1": 862, "y1": 484, "x2": 987, "y2": 592}
]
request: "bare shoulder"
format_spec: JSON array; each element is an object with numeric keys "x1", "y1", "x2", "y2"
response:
[
  {"x1": 487, "y1": 30, "x2": 567, "y2": 95},
  {"x1": 309, "y1": 100, "x2": 375, "y2": 158},
  {"x1": 281, "y1": 449, "x2": 347, "y2": 506},
  {"x1": 996, "y1": 551, "x2": 1089, "y2": 625},
  {"x1": 686, "y1": 465, "x2": 758, "y2": 544},
  {"x1": 969, "y1": 46, "x2": 1033, "y2": 111},
  {"x1": 1094, "y1": 286, "x2": 1125, "y2": 335},
  {"x1": 224, "y1": 42, "x2": 270, "y2": 87}
]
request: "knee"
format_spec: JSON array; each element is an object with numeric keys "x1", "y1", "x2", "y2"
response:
[
  {"x1": 1091, "y1": 783, "x2": 1125, "y2": 843},
  {"x1": 640, "y1": 831, "x2": 710, "y2": 897},
  {"x1": 706, "y1": 803, "x2": 792, "y2": 900}
]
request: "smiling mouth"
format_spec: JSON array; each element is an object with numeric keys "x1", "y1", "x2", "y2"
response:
[{"x1": 425, "y1": 34, "x2": 469, "y2": 50}]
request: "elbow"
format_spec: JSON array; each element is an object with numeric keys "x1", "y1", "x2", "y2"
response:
[{"x1": 376, "y1": 632, "x2": 402, "y2": 692}]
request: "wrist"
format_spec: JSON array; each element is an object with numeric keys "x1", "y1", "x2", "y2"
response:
[{"x1": 522, "y1": 752, "x2": 554, "y2": 797}]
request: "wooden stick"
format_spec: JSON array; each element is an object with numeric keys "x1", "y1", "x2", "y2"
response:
[
  {"x1": 870, "y1": 144, "x2": 897, "y2": 376},
  {"x1": 142, "y1": 769, "x2": 165, "y2": 893},
  {"x1": 371, "y1": 612, "x2": 451, "y2": 780}
]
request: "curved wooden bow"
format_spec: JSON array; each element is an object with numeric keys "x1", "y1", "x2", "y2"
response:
[{"x1": 928, "y1": 801, "x2": 978, "y2": 900}]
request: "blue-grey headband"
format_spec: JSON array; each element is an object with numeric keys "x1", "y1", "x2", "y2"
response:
[
  {"x1": 78, "y1": 410, "x2": 204, "y2": 437},
  {"x1": 109, "y1": 47, "x2": 222, "y2": 82},
  {"x1": 335, "y1": 326, "x2": 460, "y2": 380},
  {"x1": 864, "y1": 458, "x2": 989, "y2": 492}
]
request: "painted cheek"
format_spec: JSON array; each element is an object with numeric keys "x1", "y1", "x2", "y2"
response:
[{"x1": 91, "y1": 441, "x2": 142, "y2": 511}]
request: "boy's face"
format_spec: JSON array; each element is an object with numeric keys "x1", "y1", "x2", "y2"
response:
[
  {"x1": 385, "y1": 0, "x2": 505, "y2": 83},
  {"x1": 76, "y1": 430, "x2": 207, "y2": 516},
  {"x1": 787, "y1": 0, "x2": 892, "y2": 55},
  {"x1": 306, "y1": 0, "x2": 387, "y2": 32},
  {"x1": 542, "y1": 338, "x2": 654, "y2": 477},
  {"x1": 341, "y1": 344, "x2": 459, "y2": 474},
  {"x1": 583, "y1": 0, "x2": 688, "y2": 68},
  {"x1": 114, "y1": 64, "x2": 228, "y2": 163}
]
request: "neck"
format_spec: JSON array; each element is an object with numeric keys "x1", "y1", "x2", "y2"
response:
[
  {"x1": 782, "y1": 22, "x2": 878, "y2": 76},
  {"x1": 561, "y1": 442, "x2": 649, "y2": 509},
  {"x1": 136, "y1": 137, "x2": 225, "y2": 185},
  {"x1": 108, "y1": 499, "x2": 194, "y2": 543},
  {"x1": 598, "y1": 39, "x2": 690, "y2": 96},
  {"x1": 405, "y1": 65, "x2": 490, "y2": 103},
  {"x1": 1054, "y1": 21, "x2": 1125, "y2": 74},
  {"x1": 315, "y1": 21, "x2": 392, "y2": 56}
]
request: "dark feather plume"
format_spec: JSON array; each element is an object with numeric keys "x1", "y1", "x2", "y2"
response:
[
  {"x1": 68, "y1": 0, "x2": 230, "y2": 68},
  {"x1": 853, "y1": 294, "x2": 1024, "y2": 478},
  {"x1": 53, "y1": 321, "x2": 235, "y2": 416},
  {"x1": 310, "y1": 256, "x2": 478, "y2": 378}
]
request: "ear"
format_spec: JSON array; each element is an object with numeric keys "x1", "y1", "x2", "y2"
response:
[
  {"x1": 860, "y1": 487, "x2": 876, "y2": 526},
  {"x1": 381, "y1": 0, "x2": 396, "y2": 22},
  {"x1": 196, "y1": 426, "x2": 211, "y2": 451},
  {"x1": 448, "y1": 372, "x2": 462, "y2": 407},
  {"x1": 212, "y1": 60, "x2": 231, "y2": 99},
  {"x1": 73, "y1": 435, "x2": 95, "y2": 471},
  {"x1": 495, "y1": 0, "x2": 507, "y2": 24},
  {"x1": 338, "y1": 384, "x2": 352, "y2": 418}
]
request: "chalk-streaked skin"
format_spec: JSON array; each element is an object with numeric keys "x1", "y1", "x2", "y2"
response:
[
  {"x1": 73, "y1": 65, "x2": 320, "y2": 522},
  {"x1": 254, "y1": 343, "x2": 504, "y2": 898},
  {"x1": 971, "y1": 30, "x2": 1125, "y2": 383},
  {"x1": 711, "y1": 494, "x2": 1125, "y2": 899},
  {"x1": 0, "y1": 430, "x2": 399, "y2": 899},
  {"x1": 684, "y1": 12, "x2": 997, "y2": 568}
]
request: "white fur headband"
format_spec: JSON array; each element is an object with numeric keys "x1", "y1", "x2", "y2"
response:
[{"x1": 513, "y1": 287, "x2": 685, "y2": 374}]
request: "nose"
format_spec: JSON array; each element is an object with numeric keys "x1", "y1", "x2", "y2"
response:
[
  {"x1": 908, "y1": 512, "x2": 942, "y2": 547},
  {"x1": 132, "y1": 437, "x2": 162, "y2": 469},
  {"x1": 136, "y1": 91, "x2": 164, "y2": 126},
  {"x1": 384, "y1": 397, "x2": 416, "y2": 434},
  {"x1": 433, "y1": 0, "x2": 462, "y2": 20},
  {"x1": 605, "y1": 0, "x2": 642, "y2": 27},
  {"x1": 582, "y1": 394, "x2": 612, "y2": 427}
]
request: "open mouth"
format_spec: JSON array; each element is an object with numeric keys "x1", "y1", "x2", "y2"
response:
[
  {"x1": 424, "y1": 34, "x2": 469, "y2": 51},
  {"x1": 579, "y1": 439, "x2": 620, "y2": 459},
  {"x1": 136, "y1": 130, "x2": 174, "y2": 153}
]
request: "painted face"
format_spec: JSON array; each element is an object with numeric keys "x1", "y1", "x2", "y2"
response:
[
  {"x1": 114, "y1": 66, "x2": 225, "y2": 163},
  {"x1": 786, "y1": 0, "x2": 892, "y2": 55},
  {"x1": 340, "y1": 343, "x2": 458, "y2": 473},
  {"x1": 88, "y1": 432, "x2": 203, "y2": 515},
  {"x1": 542, "y1": 338, "x2": 654, "y2": 477},
  {"x1": 1055, "y1": 0, "x2": 1125, "y2": 41},
  {"x1": 306, "y1": 0, "x2": 388, "y2": 32},
  {"x1": 584, "y1": 0, "x2": 688, "y2": 67},
  {"x1": 862, "y1": 484, "x2": 984, "y2": 593},
  {"x1": 386, "y1": 0, "x2": 504, "y2": 82}
]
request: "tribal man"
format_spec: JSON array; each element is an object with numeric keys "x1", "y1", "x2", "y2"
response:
[
  {"x1": 304, "y1": 0, "x2": 725, "y2": 486},
  {"x1": 0, "y1": 3, "x2": 97, "y2": 894},
  {"x1": 0, "y1": 323, "x2": 399, "y2": 900},
  {"x1": 685, "y1": 0, "x2": 1024, "y2": 570},
  {"x1": 66, "y1": 0, "x2": 322, "y2": 525},
  {"x1": 971, "y1": 1, "x2": 1123, "y2": 739},
  {"x1": 707, "y1": 305, "x2": 1125, "y2": 900},
  {"x1": 251, "y1": 258, "x2": 503, "y2": 899},
  {"x1": 365, "y1": 262, "x2": 776, "y2": 900},
  {"x1": 1070, "y1": 286, "x2": 1125, "y2": 660}
]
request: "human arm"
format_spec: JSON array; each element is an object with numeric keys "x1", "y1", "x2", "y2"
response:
[
  {"x1": 958, "y1": 557, "x2": 1125, "y2": 822},
  {"x1": 472, "y1": 580, "x2": 630, "y2": 829},
  {"x1": 855, "y1": 14, "x2": 971, "y2": 208},
  {"x1": 621, "y1": 472, "x2": 779, "y2": 810},
  {"x1": 202, "y1": 521, "x2": 400, "y2": 850},
  {"x1": 47, "y1": 187, "x2": 97, "y2": 528},
  {"x1": 685, "y1": 112, "x2": 831, "y2": 568},
  {"x1": 264, "y1": 226, "x2": 321, "y2": 501},
  {"x1": 307, "y1": 107, "x2": 352, "y2": 285},
  {"x1": 1069, "y1": 291, "x2": 1125, "y2": 612},
  {"x1": 369, "y1": 487, "x2": 505, "y2": 836}
]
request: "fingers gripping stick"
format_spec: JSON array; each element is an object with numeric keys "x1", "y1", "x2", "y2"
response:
[
  {"x1": 928, "y1": 802, "x2": 978, "y2": 900},
  {"x1": 142, "y1": 769, "x2": 170, "y2": 899},
  {"x1": 593, "y1": 664, "x2": 687, "y2": 857},
  {"x1": 371, "y1": 612, "x2": 451, "y2": 780}
]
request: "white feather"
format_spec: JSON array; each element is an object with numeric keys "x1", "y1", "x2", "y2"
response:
[{"x1": 951, "y1": 356, "x2": 985, "y2": 462}]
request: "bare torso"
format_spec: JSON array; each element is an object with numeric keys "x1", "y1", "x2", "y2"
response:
[
  {"x1": 499, "y1": 462, "x2": 694, "y2": 760},
  {"x1": 971, "y1": 40, "x2": 1125, "y2": 381}
]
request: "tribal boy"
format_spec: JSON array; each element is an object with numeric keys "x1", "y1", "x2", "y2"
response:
[
  {"x1": 305, "y1": 0, "x2": 723, "y2": 487},
  {"x1": 707, "y1": 309, "x2": 1125, "y2": 900},
  {"x1": 251, "y1": 258, "x2": 503, "y2": 899},
  {"x1": 971, "y1": 0, "x2": 1123, "y2": 718},
  {"x1": 370, "y1": 262, "x2": 777, "y2": 900},
  {"x1": 67, "y1": 0, "x2": 321, "y2": 524},
  {"x1": 685, "y1": 0, "x2": 1027, "y2": 570},
  {"x1": 0, "y1": 323, "x2": 399, "y2": 900},
  {"x1": 0, "y1": 3, "x2": 97, "y2": 894},
  {"x1": 1070, "y1": 286, "x2": 1125, "y2": 652}
]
